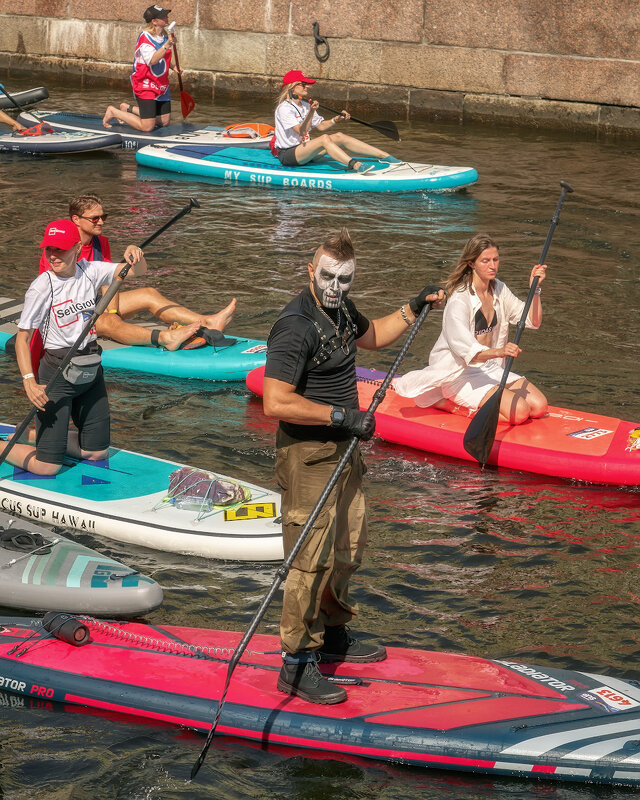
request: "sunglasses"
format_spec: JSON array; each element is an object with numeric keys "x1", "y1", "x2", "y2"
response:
[{"x1": 79, "y1": 213, "x2": 108, "y2": 223}]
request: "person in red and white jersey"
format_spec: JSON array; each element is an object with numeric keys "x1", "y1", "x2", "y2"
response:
[
  {"x1": 102, "y1": 5, "x2": 181, "y2": 132},
  {"x1": 1, "y1": 220, "x2": 143, "y2": 476}
]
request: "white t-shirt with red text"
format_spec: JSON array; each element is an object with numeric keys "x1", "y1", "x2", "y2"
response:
[
  {"x1": 274, "y1": 100, "x2": 324, "y2": 149},
  {"x1": 19, "y1": 259, "x2": 117, "y2": 351}
]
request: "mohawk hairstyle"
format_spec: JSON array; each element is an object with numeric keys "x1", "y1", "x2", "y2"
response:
[{"x1": 321, "y1": 227, "x2": 355, "y2": 262}]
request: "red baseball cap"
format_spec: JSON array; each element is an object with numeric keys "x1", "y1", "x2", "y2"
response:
[
  {"x1": 39, "y1": 219, "x2": 81, "y2": 250},
  {"x1": 281, "y1": 70, "x2": 316, "y2": 88}
]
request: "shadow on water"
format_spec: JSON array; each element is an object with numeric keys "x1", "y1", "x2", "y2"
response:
[{"x1": 0, "y1": 75, "x2": 639, "y2": 799}]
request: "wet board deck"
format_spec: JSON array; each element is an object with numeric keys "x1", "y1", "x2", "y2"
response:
[
  {"x1": 0, "y1": 297, "x2": 267, "y2": 381},
  {"x1": 0, "y1": 423, "x2": 282, "y2": 561},
  {"x1": 246, "y1": 366, "x2": 640, "y2": 487},
  {"x1": 1, "y1": 614, "x2": 640, "y2": 786},
  {"x1": 0, "y1": 130, "x2": 121, "y2": 154},
  {"x1": 0, "y1": 87, "x2": 48, "y2": 111},
  {"x1": 0, "y1": 510, "x2": 162, "y2": 615},
  {"x1": 135, "y1": 143, "x2": 479, "y2": 193},
  {"x1": 18, "y1": 111, "x2": 271, "y2": 151}
]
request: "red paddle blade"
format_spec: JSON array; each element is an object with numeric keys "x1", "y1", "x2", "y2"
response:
[{"x1": 180, "y1": 91, "x2": 196, "y2": 119}]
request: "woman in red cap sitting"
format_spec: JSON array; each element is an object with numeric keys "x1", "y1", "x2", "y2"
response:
[
  {"x1": 273, "y1": 70, "x2": 397, "y2": 173},
  {"x1": 1, "y1": 220, "x2": 143, "y2": 476}
]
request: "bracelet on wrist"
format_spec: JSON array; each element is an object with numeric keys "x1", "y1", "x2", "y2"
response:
[
  {"x1": 534, "y1": 287, "x2": 542, "y2": 295},
  {"x1": 22, "y1": 372, "x2": 35, "y2": 381},
  {"x1": 400, "y1": 305, "x2": 414, "y2": 326}
]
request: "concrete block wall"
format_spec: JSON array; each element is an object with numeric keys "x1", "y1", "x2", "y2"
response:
[{"x1": 1, "y1": 0, "x2": 639, "y2": 135}]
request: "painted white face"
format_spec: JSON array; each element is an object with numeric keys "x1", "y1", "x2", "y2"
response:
[{"x1": 313, "y1": 254, "x2": 355, "y2": 308}]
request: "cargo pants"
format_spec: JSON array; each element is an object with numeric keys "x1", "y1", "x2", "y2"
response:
[{"x1": 275, "y1": 428, "x2": 368, "y2": 655}]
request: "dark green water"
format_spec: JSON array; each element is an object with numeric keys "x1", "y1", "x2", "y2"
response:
[{"x1": 0, "y1": 75, "x2": 639, "y2": 799}]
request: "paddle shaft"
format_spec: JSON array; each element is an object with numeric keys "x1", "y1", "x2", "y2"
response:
[
  {"x1": 317, "y1": 103, "x2": 400, "y2": 142},
  {"x1": 171, "y1": 40, "x2": 185, "y2": 94},
  {"x1": 0, "y1": 198, "x2": 200, "y2": 470},
  {"x1": 0, "y1": 83, "x2": 23, "y2": 112},
  {"x1": 493, "y1": 181, "x2": 574, "y2": 392},
  {"x1": 191, "y1": 302, "x2": 433, "y2": 779}
]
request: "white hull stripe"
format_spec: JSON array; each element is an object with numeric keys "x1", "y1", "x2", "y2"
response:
[
  {"x1": 564, "y1": 734, "x2": 640, "y2": 761},
  {"x1": 501, "y1": 717, "x2": 640, "y2": 756}
]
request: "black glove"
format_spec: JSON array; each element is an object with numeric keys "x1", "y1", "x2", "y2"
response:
[
  {"x1": 409, "y1": 284, "x2": 444, "y2": 316},
  {"x1": 332, "y1": 407, "x2": 375, "y2": 440}
]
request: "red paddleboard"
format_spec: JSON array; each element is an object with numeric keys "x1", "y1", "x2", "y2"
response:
[
  {"x1": 2, "y1": 614, "x2": 640, "y2": 786},
  {"x1": 246, "y1": 367, "x2": 640, "y2": 487}
]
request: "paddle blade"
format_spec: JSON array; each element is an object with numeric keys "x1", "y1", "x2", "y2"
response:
[
  {"x1": 180, "y1": 91, "x2": 196, "y2": 119},
  {"x1": 463, "y1": 390, "x2": 502, "y2": 466},
  {"x1": 372, "y1": 120, "x2": 400, "y2": 141}
]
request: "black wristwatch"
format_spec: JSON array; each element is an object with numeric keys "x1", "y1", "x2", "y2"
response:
[{"x1": 330, "y1": 406, "x2": 346, "y2": 427}]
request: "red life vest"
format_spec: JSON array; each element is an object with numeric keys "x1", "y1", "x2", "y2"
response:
[{"x1": 131, "y1": 32, "x2": 171, "y2": 100}]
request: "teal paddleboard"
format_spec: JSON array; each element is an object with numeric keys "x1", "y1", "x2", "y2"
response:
[
  {"x1": 136, "y1": 144, "x2": 478, "y2": 193},
  {"x1": 0, "y1": 297, "x2": 266, "y2": 381}
]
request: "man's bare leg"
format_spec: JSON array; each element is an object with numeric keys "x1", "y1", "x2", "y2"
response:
[
  {"x1": 96, "y1": 313, "x2": 201, "y2": 351},
  {"x1": 116, "y1": 288, "x2": 236, "y2": 331}
]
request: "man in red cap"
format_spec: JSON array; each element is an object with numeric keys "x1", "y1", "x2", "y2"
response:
[
  {"x1": 1, "y1": 220, "x2": 143, "y2": 476},
  {"x1": 273, "y1": 70, "x2": 398, "y2": 172}
]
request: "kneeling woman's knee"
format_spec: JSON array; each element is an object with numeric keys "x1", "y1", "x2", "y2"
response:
[
  {"x1": 38, "y1": 461, "x2": 62, "y2": 477},
  {"x1": 85, "y1": 448, "x2": 110, "y2": 461},
  {"x1": 529, "y1": 397, "x2": 548, "y2": 418}
]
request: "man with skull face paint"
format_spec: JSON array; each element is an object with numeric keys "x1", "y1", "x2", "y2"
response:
[{"x1": 263, "y1": 229, "x2": 445, "y2": 704}]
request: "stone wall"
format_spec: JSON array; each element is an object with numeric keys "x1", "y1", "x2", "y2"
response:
[{"x1": 1, "y1": 0, "x2": 639, "y2": 135}]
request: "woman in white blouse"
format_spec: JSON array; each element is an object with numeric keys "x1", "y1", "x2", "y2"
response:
[
  {"x1": 273, "y1": 70, "x2": 397, "y2": 173},
  {"x1": 395, "y1": 234, "x2": 548, "y2": 425}
]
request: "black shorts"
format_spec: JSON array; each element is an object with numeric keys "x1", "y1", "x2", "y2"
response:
[
  {"x1": 35, "y1": 352, "x2": 110, "y2": 465},
  {"x1": 135, "y1": 96, "x2": 171, "y2": 120},
  {"x1": 276, "y1": 145, "x2": 299, "y2": 167}
]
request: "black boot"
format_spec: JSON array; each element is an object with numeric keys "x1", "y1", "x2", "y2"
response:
[
  {"x1": 319, "y1": 625, "x2": 387, "y2": 663},
  {"x1": 277, "y1": 657, "x2": 347, "y2": 704}
]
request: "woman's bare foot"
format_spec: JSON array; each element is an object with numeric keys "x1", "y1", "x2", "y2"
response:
[
  {"x1": 102, "y1": 107, "x2": 115, "y2": 129},
  {"x1": 159, "y1": 321, "x2": 201, "y2": 351},
  {"x1": 433, "y1": 398, "x2": 472, "y2": 417},
  {"x1": 201, "y1": 298, "x2": 236, "y2": 332}
]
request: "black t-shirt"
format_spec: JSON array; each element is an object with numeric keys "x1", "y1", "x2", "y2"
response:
[{"x1": 265, "y1": 287, "x2": 370, "y2": 441}]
